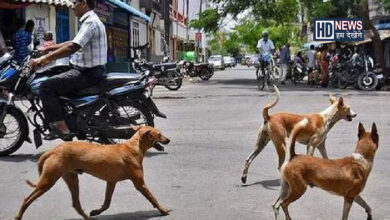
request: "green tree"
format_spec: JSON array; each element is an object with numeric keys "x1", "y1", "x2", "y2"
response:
[{"x1": 189, "y1": 8, "x2": 220, "y2": 33}]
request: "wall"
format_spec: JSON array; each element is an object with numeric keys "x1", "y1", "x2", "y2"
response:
[{"x1": 25, "y1": 4, "x2": 51, "y2": 44}]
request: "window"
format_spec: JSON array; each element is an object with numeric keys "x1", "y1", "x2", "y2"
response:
[
  {"x1": 161, "y1": 33, "x2": 165, "y2": 55},
  {"x1": 132, "y1": 21, "x2": 139, "y2": 47}
]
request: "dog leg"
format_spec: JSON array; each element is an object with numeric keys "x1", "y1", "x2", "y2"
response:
[
  {"x1": 15, "y1": 159, "x2": 62, "y2": 220},
  {"x1": 342, "y1": 198, "x2": 354, "y2": 220},
  {"x1": 317, "y1": 141, "x2": 329, "y2": 159},
  {"x1": 273, "y1": 179, "x2": 289, "y2": 220},
  {"x1": 273, "y1": 141, "x2": 286, "y2": 170},
  {"x1": 15, "y1": 186, "x2": 51, "y2": 220},
  {"x1": 241, "y1": 126, "x2": 270, "y2": 184},
  {"x1": 280, "y1": 176, "x2": 307, "y2": 220},
  {"x1": 132, "y1": 175, "x2": 171, "y2": 215},
  {"x1": 354, "y1": 195, "x2": 372, "y2": 220},
  {"x1": 90, "y1": 182, "x2": 116, "y2": 217},
  {"x1": 62, "y1": 173, "x2": 89, "y2": 220}
]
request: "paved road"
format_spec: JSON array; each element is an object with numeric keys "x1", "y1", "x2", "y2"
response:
[{"x1": 1, "y1": 66, "x2": 389, "y2": 220}]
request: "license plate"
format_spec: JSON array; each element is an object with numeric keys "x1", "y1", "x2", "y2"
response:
[{"x1": 377, "y1": 74, "x2": 384, "y2": 79}]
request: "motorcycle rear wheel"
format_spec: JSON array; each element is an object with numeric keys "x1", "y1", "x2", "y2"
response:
[
  {"x1": 97, "y1": 101, "x2": 154, "y2": 144},
  {"x1": 164, "y1": 70, "x2": 183, "y2": 91},
  {"x1": 199, "y1": 69, "x2": 213, "y2": 81}
]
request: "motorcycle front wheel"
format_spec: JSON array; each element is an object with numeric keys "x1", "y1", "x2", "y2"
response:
[
  {"x1": 0, "y1": 107, "x2": 28, "y2": 156},
  {"x1": 358, "y1": 72, "x2": 378, "y2": 91}
]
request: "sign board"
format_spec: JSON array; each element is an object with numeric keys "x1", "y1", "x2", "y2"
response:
[
  {"x1": 195, "y1": 32, "x2": 202, "y2": 41},
  {"x1": 313, "y1": 18, "x2": 364, "y2": 41}
]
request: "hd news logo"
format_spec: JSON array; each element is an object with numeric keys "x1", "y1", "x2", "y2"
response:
[{"x1": 313, "y1": 18, "x2": 364, "y2": 41}]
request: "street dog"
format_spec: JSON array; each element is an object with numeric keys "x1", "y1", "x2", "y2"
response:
[
  {"x1": 15, "y1": 126, "x2": 171, "y2": 220},
  {"x1": 241, "y1": 86, "x2": 357, "y2": 184},
  {"x1": 308, "y1": 69, "x2": 320, "y2": 87},
  {"x1": 273, "y1": 122, "x2": 379, "y2": 220}
]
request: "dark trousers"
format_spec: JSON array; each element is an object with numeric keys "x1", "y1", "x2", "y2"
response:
[{"x1": 39, "y1": 65, "x2": 105, "y2": 122}]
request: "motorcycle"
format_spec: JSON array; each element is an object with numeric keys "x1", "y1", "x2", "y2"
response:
[
  {"x1": 132, "y1": 45, "x2": 183, "y2": 91},
  {"x1": 179, "y1": 60, "x2": 214, "y2": 81},
  {"x1": 0, "y1": 51, "x2": 166, "y2": 156},
  {"x1": 338, "y1": 53, "x2": 379, "y2": 91},
  {"x1": 291, "y1": 62, "x2": 306, "y2": 84}
]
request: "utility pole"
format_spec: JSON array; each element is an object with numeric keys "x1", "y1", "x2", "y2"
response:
[
  {"x1": 196, "y1": 0, "x2": 202, "y2": 62},
  {"x1": 186, "y1": 0, "x2": 189, "y2": 43}
]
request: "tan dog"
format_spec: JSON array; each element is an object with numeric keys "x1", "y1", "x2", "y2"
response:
[
  {"x1": 241, "y1": 86, "x2": 357, "y2": 184},
  {"x1": 308, "y1": 69, "x2": 320, "y2": 87},
  {"x1": 15, "y1": 126, "x2": 171, "y2": 220},
  {"x1": 273, "y1": 122, "x2": 378, "y2": 220}
]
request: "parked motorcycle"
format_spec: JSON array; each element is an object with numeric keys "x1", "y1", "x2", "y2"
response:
[
  {"x1": 338, "y1": 53, "x2": 379, "y2": 91},
  {"x1": 0, "y1": 51, "x2": 166, "y2": 156},
  {"x1": 131, "y1": 45, "x2": 183, "y2": 91},
  {"x1": 179, "y1": 60, "x2": 214, "y2": 80}
]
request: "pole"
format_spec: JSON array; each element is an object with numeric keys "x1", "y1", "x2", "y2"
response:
[{"x1": 197, "y1": 0, "x2": 202, "y2": 62}]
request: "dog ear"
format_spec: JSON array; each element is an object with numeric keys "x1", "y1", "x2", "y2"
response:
[
  {"x1": 329, "y1": 94, "x2": 337, "y2": 104},
  {"x1": 337, "y1": 97, "x2": 344, "y2": 109},
  {"x1": 143, "y1": 129, "x2": 152, "y2": 137},
  {"x1": 358, "y1": 122, "x2": 365, "y2": 139},
  {"x1": 371, "y1": 123, "x2": 379, "y2": 144}
]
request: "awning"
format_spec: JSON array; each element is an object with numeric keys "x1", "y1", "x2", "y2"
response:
[
  {"x1": 375, "y1": 23, "x2": 390, "y2": 30},
  {"x1": 11, "y1": 0, "x2": 73, "y2": 7},
  {"x1": 106, "y1": 0, "x2": 151, "y2": 22},
  {"x1": 354, "y1": 30, "x2": 390, "y2": 45}
]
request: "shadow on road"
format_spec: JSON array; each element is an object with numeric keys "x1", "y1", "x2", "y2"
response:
[
  {"x1": 241, "y1": 178, "x2": 280, "y2": 190},
  {"x1": 145, "y1": 151, "x2": 168, "y2": 158},
  {"x1": 66, "y1": 210, "x2": 162, "y2": 220},
  {"x1": 0, "y1": 153, "x2": 43, "y2": 163},
  {"x1": 0, "y1": 149, "x2": 166, "y2": 163}
]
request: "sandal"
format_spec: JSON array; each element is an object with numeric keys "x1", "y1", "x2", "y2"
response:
[{"x1": 44, "y1": 128, "x2": 75, "y2": 141}]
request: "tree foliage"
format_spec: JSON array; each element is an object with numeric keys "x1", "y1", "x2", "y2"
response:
[{"x1": 189, "y1": 8, "x2": 220, "y2": 33}]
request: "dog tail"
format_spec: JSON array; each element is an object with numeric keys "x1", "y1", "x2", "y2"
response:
[
  {"x1": 26, "y1": 180, "x2": 37, "y2": 188},
  {"x1": 285, "y1": 118, "x2": 308, "y2": 163},
  {"x1": 263, "y1": 85, "x2": 280, "y2": 122}
]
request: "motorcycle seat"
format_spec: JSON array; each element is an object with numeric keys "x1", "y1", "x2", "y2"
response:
[
  {"x1": 153, "y1": 62, "x2": 177, "y2": 70},
  {"x1": 73, "y1": 72, "x2": 143, "y2": 96},
  {"x1": 194, "y1": 62, "x2": 209, "y2": 66}
]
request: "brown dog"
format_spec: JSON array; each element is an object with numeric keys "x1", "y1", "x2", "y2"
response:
[
  {"x1": 273, "y1": 122, "x2": 379, "y2": 220},
  {"x1": 241, "y1": 86, "x2": 357, "y2": 184},
  {"x1": 15, "y1": 126, "x2": 171, "y2": 220}
]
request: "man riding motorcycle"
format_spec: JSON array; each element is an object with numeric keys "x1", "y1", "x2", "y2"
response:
[{"x1": 30, "y1": 0, "x2": 107, "y2": 141}]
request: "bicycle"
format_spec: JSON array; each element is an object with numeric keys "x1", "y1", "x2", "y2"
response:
[{"x1": 256, "y1": 53, "x2": 280, "y2": 91}]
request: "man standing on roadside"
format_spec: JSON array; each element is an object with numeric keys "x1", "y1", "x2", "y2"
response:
[{"x1": 279, "y1": 43, "x2": 290, "y2": 85}]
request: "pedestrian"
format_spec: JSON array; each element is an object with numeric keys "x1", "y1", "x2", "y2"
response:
[
  {"x1": 320, "y1": 45, "x2": 329, "y2": 87},
  {"x1": 307, "y1": 45, "x2": 316, "y2": 76},
  {"x1": 279, "y1": 43, "x2": 290, "y2": 85},
  {"x1": 40, "y1": 31, "x2": 55, "y2": 50},
  {"x1": 12, "y1": 19, "x2": 35, "y2": 63}
]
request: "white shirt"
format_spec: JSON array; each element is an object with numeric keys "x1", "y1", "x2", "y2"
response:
[
  {"x1": 71, "y1": 10, "x2": 107, "y2": 68},
  {"x1": 257, "y1": 39, "x2": 275, "y2": 55},
  {"x1": 307, "y1": 50, "x2": 316, "y2": 68}
]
